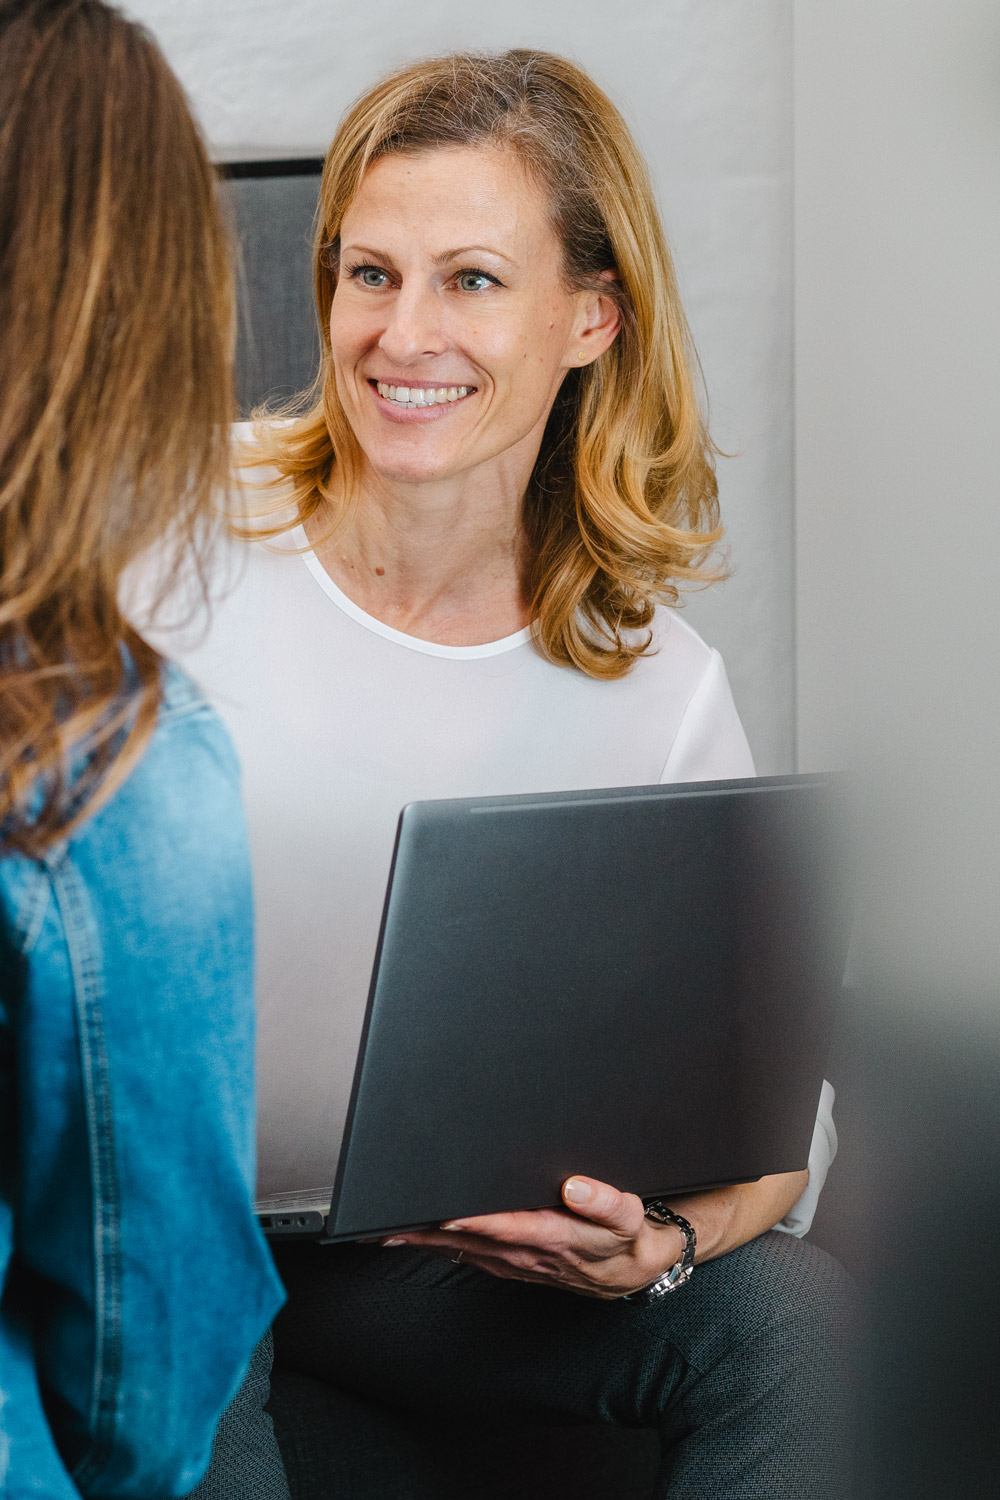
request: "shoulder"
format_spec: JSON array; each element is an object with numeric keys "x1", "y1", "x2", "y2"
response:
[
  {"x1": 154, "y1": 662, "x2": 241, "y2": 781},
  {"x1": 158, "y1": 658, "x2": 213, "y2": 718},
  {"x1": 641, "y1": 609, "x2": 756, "y2": 782},
  {"x1": 54, "y1": 665, "x2": 253, "y2": 979},
  {"x1": 648, "y1": 606, "x2": 717, "y2": 668},
  {"x1": 71, "y1": 663, "x2": 251, "y2": 945},
  {"x1": 626, "y1": 605, "x2": 724, "y2": 702},
  {"x1": 81, "y1": 663, "x2": 249, "y2": 889}
]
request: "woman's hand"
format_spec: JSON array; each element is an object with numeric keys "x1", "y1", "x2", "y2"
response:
[
  {"x1": 382, "y1": 1175, "x2": 685, "y2": 1300},
  {"x1": 382, "y1": 1168, "x2": 810, "y2": 1298}
]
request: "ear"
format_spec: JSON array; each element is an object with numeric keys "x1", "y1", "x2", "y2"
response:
[{"x1": 564, "y1": 270, "x2": 622, "y2": 369}]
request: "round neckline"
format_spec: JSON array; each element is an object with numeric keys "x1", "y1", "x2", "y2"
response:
[{"x1": 291, "y1": 527, "x2": 533, "y2": 660}]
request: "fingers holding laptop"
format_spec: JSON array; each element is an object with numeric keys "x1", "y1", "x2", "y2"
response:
[{"x1": 381, "y1": 1174, "x2": 686, "y2": 1300}]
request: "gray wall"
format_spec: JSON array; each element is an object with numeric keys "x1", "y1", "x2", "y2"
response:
[
  {"x1": 794, "y1": 5, "x2": 1000, "y2": 1487},
  {"x1": 126, "y1": 0, "x2": 797, "y2": 774},
  {"x1": 794, "y1": 0, "x2": 1000, "y2": 1006}
]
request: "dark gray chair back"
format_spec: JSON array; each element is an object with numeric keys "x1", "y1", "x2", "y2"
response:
[{"x1": 219, "y1": 160, "x2": 324, "y2": 416}]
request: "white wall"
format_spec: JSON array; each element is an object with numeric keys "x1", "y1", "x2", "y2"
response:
[{"x1": 124, "y1": 0, "x2": 796, "y2": 772}]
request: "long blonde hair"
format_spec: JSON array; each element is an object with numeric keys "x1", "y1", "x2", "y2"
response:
[
  {"x1": 251, "y1": 49, "x2": 724, "y2": 678},
  {"x1": 0, "y1": 0, "x2": 235, "y2": 855}
]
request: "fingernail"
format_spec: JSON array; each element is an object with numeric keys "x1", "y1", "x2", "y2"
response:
[
  {"x1": 382, "y1": 1237, "x2": 407, "y2": 1246},
  {"x1": 441, "y1": 1222, "x2": 464, "y2": 1231},
  {"x1": 564, "y1": 1178, "x2": 592, "y2": 1205}
]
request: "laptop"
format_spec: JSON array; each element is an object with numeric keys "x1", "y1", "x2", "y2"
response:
[{"x1": 258, "y1": 774, "x2": 848, "y2": 1242}]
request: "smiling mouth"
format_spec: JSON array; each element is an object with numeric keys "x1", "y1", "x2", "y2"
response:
[{"x1": 372, "y1": 380, "x2": 475, "y2": 408}]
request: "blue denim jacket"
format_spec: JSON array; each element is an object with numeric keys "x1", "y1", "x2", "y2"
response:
[{"x1": 0, "y1": 665, "x2": 284, "y2": 1497}]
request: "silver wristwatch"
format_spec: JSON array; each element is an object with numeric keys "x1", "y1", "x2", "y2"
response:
[{"x1": 622, "y1": 1201, "x2": 697, "y2": 1304}]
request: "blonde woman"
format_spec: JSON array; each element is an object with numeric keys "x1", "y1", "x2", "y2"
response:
[
  {"x1": 0, "y1": 3, "x2": 283, "y2": 1496},
  {"x1": 182, "y1": 51, "x2": 852, "y2": 1499}
]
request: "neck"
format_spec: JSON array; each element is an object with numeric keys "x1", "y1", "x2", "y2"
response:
[{"x1": 306, "y1": 444, "x2": 537, "y2": 647}]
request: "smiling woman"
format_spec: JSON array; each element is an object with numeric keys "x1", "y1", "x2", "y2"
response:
[
  {"x1": 246, "y1": 50, "x2": 722, "y2": 673},
  {"x1": 182, "y1": 48, "x2": 854, "y2": 1500}
]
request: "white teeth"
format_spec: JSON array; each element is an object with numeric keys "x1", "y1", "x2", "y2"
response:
[{"x1": 375, "y1": 381, "x2": 472, "y2": 407}]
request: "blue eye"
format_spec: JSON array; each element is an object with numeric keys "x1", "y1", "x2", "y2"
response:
[
  {"x1": 351, "y1": 265, "x2": 389, "y2": 288},
  {"x1": 457, "y1": 270, "x2": 496, "y2": 292}
]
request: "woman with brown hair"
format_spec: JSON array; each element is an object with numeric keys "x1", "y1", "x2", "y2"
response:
[
  {"x1": 0, "y1": 2, "x2": 283, "y2": 1495},
  {"x1": 182, "y1": 49, "x2": 851, "y2": 1499}
]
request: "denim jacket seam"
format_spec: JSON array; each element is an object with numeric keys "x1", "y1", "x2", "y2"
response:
[
  {"x1": 158, "y1": 694, "x2": 208, "y2": 727},
  {"x1": 158, "y1": 664, "x2": 209, "y2": 724},
  {"x1": 5, "y1": 861, "x2": 52, "y2": 956},
  {"x1": 50, "y1": 857, "x2": 123, "y2": 1488},
  {"x1": 156, "y1": 684, "x2": 225, "y2": 754}
]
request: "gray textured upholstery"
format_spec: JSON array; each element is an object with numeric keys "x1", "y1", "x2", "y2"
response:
[{"x1": 221, "y1": 170, "x2": 323, "y2": 416}]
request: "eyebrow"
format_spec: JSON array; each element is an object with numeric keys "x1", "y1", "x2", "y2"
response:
[{"x1": 343, "y1": 243, "x2": 518, "y2": 268}]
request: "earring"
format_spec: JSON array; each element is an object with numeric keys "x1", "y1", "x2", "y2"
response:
[{"x1": 577, "y1": 351, "x2": 586, "y2": 360}]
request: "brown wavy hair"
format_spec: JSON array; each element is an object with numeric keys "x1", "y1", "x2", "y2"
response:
[
  {"x1": 248, "y1": 48, "x2": 725, "y2": 678},
  {"x1": 0, "y1": 0, "x2": 235, "y2": 854}
]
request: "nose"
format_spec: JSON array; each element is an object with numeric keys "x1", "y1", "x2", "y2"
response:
[{"x1": 377, "y1": 280, "x2": 447, "y2": 365}]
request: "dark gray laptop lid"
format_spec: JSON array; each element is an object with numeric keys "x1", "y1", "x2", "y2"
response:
[{"x1": 324, "y1": 775, "x2": 847, "y2": 1241}]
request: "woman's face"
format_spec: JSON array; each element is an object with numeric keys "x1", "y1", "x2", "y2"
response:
[{"x1": 330, "y1": 144, "x2": 616, "y2": 488}]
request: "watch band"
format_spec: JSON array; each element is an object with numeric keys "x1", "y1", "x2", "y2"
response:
[{"x1": 622, "y1": 1201, "x2": 697, "y2": 1303}]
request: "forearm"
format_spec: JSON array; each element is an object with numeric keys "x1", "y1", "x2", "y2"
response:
[{"x1": 667, "y1": 1169, "x2": 809, "y2": 1264}]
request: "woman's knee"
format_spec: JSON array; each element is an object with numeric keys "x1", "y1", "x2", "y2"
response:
[
  {"x1": 661, "y1": 1231, "x2": 857, "y2": 1375},
  {"x1": 186, "y1": 1331, "x2": 290, "y2": 1500}
]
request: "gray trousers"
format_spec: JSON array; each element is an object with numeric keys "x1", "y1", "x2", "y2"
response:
[{"x1": 191, "y1": 1230, "x2": 856, "y2": 1499}]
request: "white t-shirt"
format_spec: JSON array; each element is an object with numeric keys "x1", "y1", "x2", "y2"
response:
[{"x1": 155, "y1": 522, "x2": 835, "y2": 1235}]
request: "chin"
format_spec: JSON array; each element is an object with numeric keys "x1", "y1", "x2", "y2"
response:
[
  {"x1": 376, "y1": 464, "x2": 457, "y2": 486},
  {"x1": 365, "y1": 445, "x2": 460, "y2": 486}
]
